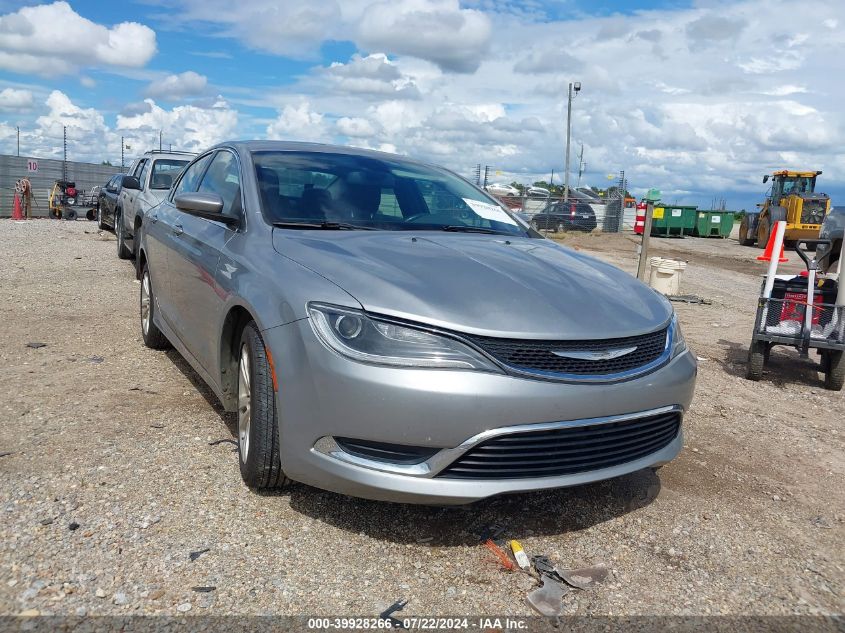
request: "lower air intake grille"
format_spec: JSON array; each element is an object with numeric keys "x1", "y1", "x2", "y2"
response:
[{"x1": 437, "y1": 411, "x2": 681, "y2": 479}]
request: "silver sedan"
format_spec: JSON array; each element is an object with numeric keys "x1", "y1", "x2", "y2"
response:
[{"x1": 137, "y1": 141, "x2": 696, "y2": 504}]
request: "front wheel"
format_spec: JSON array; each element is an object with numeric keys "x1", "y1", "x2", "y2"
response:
[
  {"x1": 97, "y1": 206, "x2": 107, "y2": 231},
  {"x1": 746, "y1": 340, "x2": 766, "y2": 381},
  {"x1": 757, "y1": 216, "x2": 771, "y2": 250},
  {"x1": 823, "y1": 350, "x2": 844, "y2": 391},
  {"x1": 237, "y1": 323, "x2": 289, "y2": 490},
  {"x1": 116, "y1": 213, "x2": 132, "y2": 259}
]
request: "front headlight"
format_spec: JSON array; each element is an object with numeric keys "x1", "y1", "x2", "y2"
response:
[
  {"x1": 671, "y1": 313, "x2": 687, "y2": 358},
  {"x1": 308, "y1": 303, "x2": 502, "y2": 372}
]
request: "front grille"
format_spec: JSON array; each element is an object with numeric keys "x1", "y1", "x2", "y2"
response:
[
  {"x1": 467, "y1": 328, "x2": 668, "y2": 377},
  {"x1": 801, "y1": 199, "x2": 827, "y2": 224},
  {"x1": 437, "y1": 411, "x2": 681, "y2": 479}
]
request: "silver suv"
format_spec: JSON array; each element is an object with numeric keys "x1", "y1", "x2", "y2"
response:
[{"x1": 116, "y1": 150, "x2": 195, "y2": 260}]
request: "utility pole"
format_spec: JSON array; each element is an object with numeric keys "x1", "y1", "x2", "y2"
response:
[
  {"x1": 563, "y1": 81, "x2": 581, "y2": 202},
  {"x1": 121, "y1": 136, "x2": 124, "y2": 169},
  {"x1": 159, "y1": 130, "x2": 162, "y2": 151},
  {"x1": 483, "y1": 165, "x2": 489, "y2": 189},
  {"x1": 62, "y1": 125, "x2": 67, "y2": 182},
  {"x1": 549, "y1": 169, "x2": 554, "y2": 187},
  {"x1": 16, "y1": 126, "x2": 20, "y2": 157},
  {"x1": 577, "y1": 144, "x2": 584, "y2": 187},
  {"x1": 474, "y1": 164, "x2": 481, "y2": 186}
]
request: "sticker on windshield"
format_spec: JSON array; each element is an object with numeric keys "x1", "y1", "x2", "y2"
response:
[{"x1": 462, "y1": 198, "x2": 517, "y2": 225}]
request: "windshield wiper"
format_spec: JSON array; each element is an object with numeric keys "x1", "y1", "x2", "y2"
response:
[
  {"x1": 440, "y1": 225, "x2": 511, "y2": 235},
  {"x1": 273, "y1": 221, "x2": 376, "y2": 231}
]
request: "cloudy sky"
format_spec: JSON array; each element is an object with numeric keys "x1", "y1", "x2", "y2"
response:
[{"x1": 0, "y1": 0, "x2": 843, "y2": 209}]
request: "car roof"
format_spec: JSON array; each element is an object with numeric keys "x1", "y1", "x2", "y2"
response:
[{"x1": 212, "y1": 140, "x2": 439, "y2": 167}]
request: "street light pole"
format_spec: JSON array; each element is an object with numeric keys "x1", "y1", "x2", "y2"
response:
[{"x1": 563, "y1": 81, "x2": 581, "y2": 203}]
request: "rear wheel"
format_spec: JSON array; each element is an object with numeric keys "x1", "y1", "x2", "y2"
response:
[
  {"x1": 746, "y1": 340, "x2": 766, "y2": 380},
  {"x1": 140, "y1": 265, "x2": 169, "y2": 349},
  {"x1": 738, "y1": 215, "x2": 755, "y2": 246},
  {"x1": 823, "y1": 350, "x2": 844, "y2": 391},
  {"x1": 97, "y1": 206, "x2": 107, "y2": 230},
  {"x1": 116, "y1": 213, "x2": 132, "y2": 259},
  {"x1": 237, "y1": 323, "x2": 288, "y2": 490}
]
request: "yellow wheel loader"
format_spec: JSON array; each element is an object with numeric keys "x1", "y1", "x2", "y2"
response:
[{"x1": 739, "y1": 170, "x2": 831, "y2": 249}]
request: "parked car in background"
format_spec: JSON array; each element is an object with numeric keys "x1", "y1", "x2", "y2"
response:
[
  {"x1": 527, "y1": 186, "x2": 551, "y2": 198},
  {"x1": 97, "y1": 175, "x2": 126, "y2": 231},
  {"x1": 485, "y1": 182, "x2": 520, "y2": 197},
  {"x1": 818, "y1": 206, "x2": 844, "y2": 273},
  {"x1": 136, "y1": 140, "x2": 695, "y2": 504},
  {"x1": 116, "y1": 150, "x2": 195, "y2": 260},
  {"x1": 528, "y1": 199, "x2": 597, "y2": 232}
]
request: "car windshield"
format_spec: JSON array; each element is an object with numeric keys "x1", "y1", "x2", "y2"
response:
[
  {"x1": 150, "y1": 159, "x2": 189, "y2": 190},
  {"x1": 252, "y1": 151, "x2": 525, "y2": 235}
]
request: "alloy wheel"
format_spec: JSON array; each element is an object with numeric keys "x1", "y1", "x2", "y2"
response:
[
  {"x1": 140, "y1": 271, "x2": 151, "y2": 335},
  {"x1": 238, "y1": 344, "x2": 252, "y2": 461}
]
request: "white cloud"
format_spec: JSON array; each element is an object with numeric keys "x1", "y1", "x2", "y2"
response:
[
  {"x1": 337, "y1": 116, "x2": 377, "y2": 138},
  {"x1": 321, "y1": 53, "x2": 421, "y2": 99},
  {"x1": 145, "y1": 71, "x2": 208, "y2": 99},
  {"x1": 174, "y1": 0, "x2": 490, "y2": 73},
  {"x1": 0, "y1": 1, "x2": 157, "y2": 77},
  {"x1": 116, "y1": 98, "x2": 238, "y2": 154},
  {"x1": 0, "y1": 88, "x2": 33, "y2": 112},
  {"x1": 356, "y1": 0, "x2": 492, "y2": 73},
  {"x1": 266, "y1": 101, "x2": 329, "y2": 141}
]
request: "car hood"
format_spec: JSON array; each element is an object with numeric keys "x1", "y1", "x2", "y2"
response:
[{"x1": 272, "y1": 231, "x2": 671, "y2": 339}]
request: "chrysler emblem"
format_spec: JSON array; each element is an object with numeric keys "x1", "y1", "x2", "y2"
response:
[{"x1": 551, "y1": 346, "x2": 638, "y2": 361}]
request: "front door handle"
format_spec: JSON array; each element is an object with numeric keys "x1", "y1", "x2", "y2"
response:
[
  {"x1": 173, "y1": 223, "x2": 183, "y2": 236},
  {"x1": 150, "y1": 213, "x2": 158, "y2": 224}
]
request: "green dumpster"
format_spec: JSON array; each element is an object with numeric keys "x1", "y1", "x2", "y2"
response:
[
  {"x1": 650, "y1": 205, "x2": 697, "y2": 237},
  {"x1": 693, "y1": 210, "x2": 734, "y2": 238}
]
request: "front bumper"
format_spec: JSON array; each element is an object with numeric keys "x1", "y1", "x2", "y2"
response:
[{"x1": 265, "y1": 319, "x2": 697, "y2": 505}]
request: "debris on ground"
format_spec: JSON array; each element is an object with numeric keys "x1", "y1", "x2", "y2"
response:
[
  {"x1": 88, "y1": 356, "x2": 104, "y2": 363},
  {"x1": 68, "y1": 522, "x2": 80, "y2": 531},
  {"x1": 379, "y1": 598, "x2": 408, "y2": 628},
  {"x1": 192, "y1": 586, "x2": 216, "y2": 593},
  {"x1": 0, "y1": 451, "x2": 13, "y2": 458},
  {"x1": 208, "y1": 439, "x2": 237, "y2": 449},
  {"x1": 150, "y1": 424, "x2": 165, "y2": 429},
  {"x1": 668, "y1": 294, "x2": 712, "y2": 305},
  {"x1": 527, "y1": 575, "x2": 570, "y2": 617},
  {"x1": 189, "y1": 548, "x2": 210, "y2": 562},
  {"x1": 484, "y1": 539, "x2": 516, "y2": 572},
  {"x1": 510, "y1": 540, "x2": 531, "y2": 571},
  {"x1": 558, "y1": 564, "x2": 609, "y2": 590},
  {"x1": 25, "y1": 342, "x2": 46, "y2": 349}
]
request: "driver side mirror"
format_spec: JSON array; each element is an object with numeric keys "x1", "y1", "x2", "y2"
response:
[
  {"x1": 121, "y1": 176, "x2": 140, "y2": 190},
  {"x1": 174, "y1": 192, "x2": 238, "y2": 226}
]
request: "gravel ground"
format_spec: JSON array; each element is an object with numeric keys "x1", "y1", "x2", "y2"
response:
[{"x1": 0, "y1": 219, "x2": 842, "y2": 620}]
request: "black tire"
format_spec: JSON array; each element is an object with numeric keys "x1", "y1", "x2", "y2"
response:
[
  {"x1": 237, "y1": 322, "x2": 288, "y2": 490},
  {"x1": 824, "y1": 350, "x2": 844, "y2": 391},
  {"x1": 738, "y1": 216, "x2": 755, "y2": 246},
  {"x1": 757, "y1": 216, "x2": 770, "y2": 250},
  {"x1": 140, "y1": 265, "x2": 169, "y2": 350},
  {"x1": 64, "y1": 209, "x2": 77, "y2": 221},
  {"x1": 116, "y1": 212, "x2": 132, "y2": 259},
  {"x1": 97, "y1": 206, "x2": 107, "y2": 231},
  {"x1": 746, "y1": 341, "x2": 766, "y2": 380}
]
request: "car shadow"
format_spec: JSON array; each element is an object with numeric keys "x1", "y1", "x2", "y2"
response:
[
  {"x1": 716, "y1": 338, "x2": 824, "y2": 388},
  {"x1": 286, "y1": 468, "x2": 661, "y2": 546},
  {"x1": 160, "y1": 347, "x2": 662, "y2": 544},
  {"x1": 164, "y1": 349, "x2": 238, "y2": 437}
]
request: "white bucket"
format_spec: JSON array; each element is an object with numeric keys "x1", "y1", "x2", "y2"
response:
[{"x1": 648, "y1": 257, "x2": 687, "y2": 295}]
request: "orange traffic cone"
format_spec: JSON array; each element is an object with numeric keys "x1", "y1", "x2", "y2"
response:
[
  {"x1": 756, "y1": 225, "x2": 788, "y2": 263},
  {"x1": 11, "y1": 193, "x2": 24, "y2": 220}
]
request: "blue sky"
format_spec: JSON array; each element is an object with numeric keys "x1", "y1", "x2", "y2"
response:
[{"x1": 0, "y1": 0, "x2": 843, "y2": 210}]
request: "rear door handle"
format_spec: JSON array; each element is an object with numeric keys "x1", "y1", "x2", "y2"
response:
[{"x1": 173, "y1": 223, "x2": 183, "y2": 236}]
